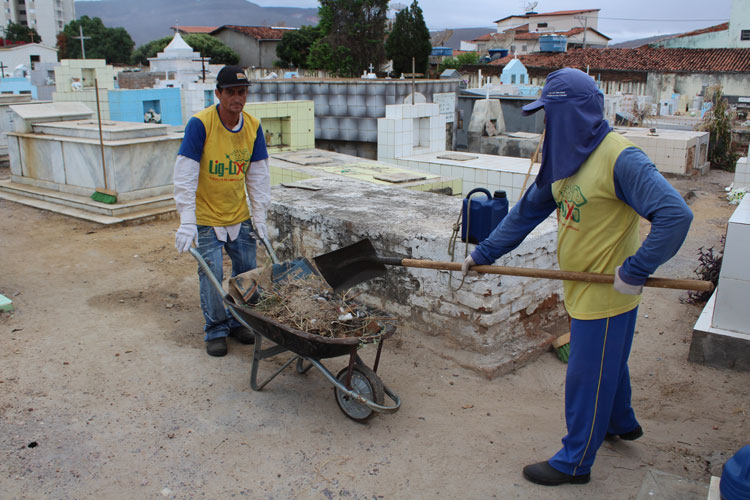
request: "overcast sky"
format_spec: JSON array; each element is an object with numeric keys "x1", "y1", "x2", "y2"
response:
[{"x1": 249, "y1": 0, "x2": 733, "y2": 44}]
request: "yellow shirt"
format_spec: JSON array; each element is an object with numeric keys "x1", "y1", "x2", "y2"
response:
[
  {"x1": 552, "y1": 132, "x2": 642, "y2": 320},
  {"x1": 193, "y1": 106, "x2": 261, "y2": 226}
]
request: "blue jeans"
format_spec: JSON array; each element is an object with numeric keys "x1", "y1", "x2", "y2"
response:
[{"x1": 196, "y1": 219, "x2": 257, "y2": 341}]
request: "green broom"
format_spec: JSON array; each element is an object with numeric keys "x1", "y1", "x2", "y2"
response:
[
  {"x1": 91, "y1": 78, "x2": 117, "y2": 204},
  {"x1": 552, "y1": 332, "x2": 570, "y2": 363}
]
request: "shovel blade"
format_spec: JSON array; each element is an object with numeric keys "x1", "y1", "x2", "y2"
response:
[{"x1": 313, "y1": 238, "x2": 387, "y2": 293}]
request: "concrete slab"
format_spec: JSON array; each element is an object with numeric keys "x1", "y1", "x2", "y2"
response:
[
  {"x1": 0, "y1": 180, "x2": 177, "y2": 224},
  {"x1": 635, "y1": 469, "x2": 709, "y2": 500},
  {"x1": 708, "y1": 476, "x2": 721, "y2": 500},
  {"x1": 690, "y1": 293, "x2": 750, "y2": 371}
]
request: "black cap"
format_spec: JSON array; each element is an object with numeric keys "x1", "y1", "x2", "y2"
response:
[{"x1": 216, "y1": 65, "x2": 250, "y2": 89}]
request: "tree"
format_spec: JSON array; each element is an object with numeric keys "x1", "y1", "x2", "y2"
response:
[
  {"x1": 438, "y1": 52, "x2": 479, "y2": 73},
  {"x1": 3, "y1": 21, "x2": 41, "y2": 43},
  {"x1": 699, "y1": 85, "x2": 739, "y2": 171},
  {"x1": 385, "y1": 1, "x2": 431, "y2": 77},
  {"x1": 58, "y1": 16, "x2": 134, "y2": 64},
  {"x1": 131, "y1": 34, "x2": 239, "y2": 66},
  {"x1": 275, "y1": 25, "x2": 322, "y2": 69},
  {"x1": 307, "y1": 0, "x2": 389, "y2": 77}
]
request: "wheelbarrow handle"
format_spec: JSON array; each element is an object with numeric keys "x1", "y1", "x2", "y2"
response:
[
  {"x1": 189, "y1": 247, "x2": 229, "y2": 297},
  {"x1": 260, "y1": 235, "x2": 280, "y2": 265},
  {"x1": 378, "y1": 257, "x2": 714, "y2": 293}
]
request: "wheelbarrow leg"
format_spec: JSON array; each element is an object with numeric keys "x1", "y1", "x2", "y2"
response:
[
  {"x1": 249, "y1": 334, "x2": 297, "y2": 391},
  {"x1": 296, "y1": 357, "x2": 313, "y2": 374}
]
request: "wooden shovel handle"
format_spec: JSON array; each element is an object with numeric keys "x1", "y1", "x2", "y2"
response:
[{"x1": 390, "y1": 258, "x2": 714, "y2": 292}]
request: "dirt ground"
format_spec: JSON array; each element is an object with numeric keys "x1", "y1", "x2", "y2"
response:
[{"x1": 0, "y1": 166, "x2": 747, "y2": 500}]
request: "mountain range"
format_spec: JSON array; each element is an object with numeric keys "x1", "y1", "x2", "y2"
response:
[{"x1": 75, "y1": 0, "x2": 319, "y2": 46}]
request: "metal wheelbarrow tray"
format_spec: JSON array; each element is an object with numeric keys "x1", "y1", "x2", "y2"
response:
[{"x1": 189, "y1": 247, "x2": 401, "y2": 422}]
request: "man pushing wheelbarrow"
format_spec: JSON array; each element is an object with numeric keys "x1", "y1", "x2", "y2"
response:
[{"x1": 173, "y1": 65, "x2": 270, "y2": 357}]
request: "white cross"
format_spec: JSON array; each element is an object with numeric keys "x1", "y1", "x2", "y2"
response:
[{"x1": 368, "y1": 63, "x2": 374, "y2": 73}]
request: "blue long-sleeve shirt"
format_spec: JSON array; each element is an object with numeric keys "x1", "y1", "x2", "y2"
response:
[{"x1": 470, "y1": 147, "x2": 693, "y2": 285}]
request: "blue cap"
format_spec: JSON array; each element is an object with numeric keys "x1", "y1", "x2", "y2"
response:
[
  {"x1": 721, "y1": 445, "x2": 750, "y2": 500},
  {"x1": 522, "y1": 67, "x2": 600, "y2": 116}
]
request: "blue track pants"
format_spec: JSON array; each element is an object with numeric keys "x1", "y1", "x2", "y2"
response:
[{"x1": 548, "y1": 307, "x2": 640, "y2": 476}]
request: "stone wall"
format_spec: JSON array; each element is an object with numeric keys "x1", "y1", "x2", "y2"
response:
[
  {"x1": 267, "y1": 175, "x2": 565, "y2": 377},
  {"x1": 117, "y1": 71, "x2": 166, "y2": 89}
]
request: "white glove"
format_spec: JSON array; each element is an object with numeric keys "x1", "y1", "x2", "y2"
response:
[
  {"x1": 175, "y1": 223, "x2": 198, "y2": 253},
  {"x1": 462, "y1": 255, "x2": 475, "y2": 276},
  {"x1": 613, "y1": 265, "x2": 644, "y2": 295},
  {"x1": 254, "y1": 222, "x2": 268, "y2": 241}
]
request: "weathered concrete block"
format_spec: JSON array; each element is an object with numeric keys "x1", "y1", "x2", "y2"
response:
[
  {"x1": 269, "y1": 175, "x2": 563, "y2": 376},
  {"x1": 474, "y1": 305, "x2": 511, "y2": 326},
  {"x1": 511, "y1": 294, "x2": 533, "y2": 314}
]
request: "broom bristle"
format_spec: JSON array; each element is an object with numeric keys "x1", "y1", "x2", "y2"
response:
[
  {"x1": 555, "y1": 342, "x2": 570, "y2": 363},
  {"x1": 551, "y1": 332, "x2": 570, "y2": 364},
  {"x1": 91, "y1": 190, "x2": 117, "y2": 204}
]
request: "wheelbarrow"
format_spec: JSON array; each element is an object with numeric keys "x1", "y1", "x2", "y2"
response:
[{"x1": 188, "y1": 242, "x2": 401, "y2": 422}]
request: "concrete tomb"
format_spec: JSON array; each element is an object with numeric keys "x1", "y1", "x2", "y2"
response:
[
  {"x1": 690, "y1": 193, "x2": 750, "y2": 371},
  {"x1": 0, "y1": 102, "x2": 182, "y2": 222}
]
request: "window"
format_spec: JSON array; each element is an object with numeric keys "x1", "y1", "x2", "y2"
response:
[
  {"x1": 537, "y1": 22, "x2": 548, "y2": 28},
  {"x1": 522, "y1": 44, "x2": 527, "y2": 52},
  {"x1": 741, "y1": 30, "x2": 750, "y2": 41},
  {"x1": 520, "y1": 74, "x2": 525, "y2": 84},
  {"x1": 511, "y1": 74, "x2": 516, "y2": 84},
  {"x1": 510, "y1": 44, "x2": 516, "y2": 52}
]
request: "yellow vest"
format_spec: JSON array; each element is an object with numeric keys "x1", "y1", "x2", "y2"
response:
[
  {"x1": 194, "y1": 106, "x2": 261, "y2": 226},
  {"x1": 551, "y1": 132, "x2": 642, "y2": 320}
]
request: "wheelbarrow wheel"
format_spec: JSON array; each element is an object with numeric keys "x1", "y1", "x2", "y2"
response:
[{"x1": 334, "y1": 362, "x2": 385, "y2": 423}]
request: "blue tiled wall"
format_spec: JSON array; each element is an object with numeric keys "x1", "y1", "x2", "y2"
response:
[
  {"x1": 108, "y1": 88, "x2": 183, "y2": 125},
  {"x1": 0, "y1": 78, "x2": 37, "y2": 99}
]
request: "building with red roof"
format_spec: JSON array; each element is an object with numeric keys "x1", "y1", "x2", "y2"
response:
[
  {"x1": 484, "y1": 46, "x2": 750, "y2": 113},
  {"x1": 210, "y1": 26, "x2": 296, "y2": 68}
]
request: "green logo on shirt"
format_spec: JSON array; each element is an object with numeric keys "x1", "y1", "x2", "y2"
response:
[
  {"x1": 557, "y1": 185, "x2": 587, "y2": 223},
  {"x1": 208, "y1": 148, "x2": 251, "y2": 177}
]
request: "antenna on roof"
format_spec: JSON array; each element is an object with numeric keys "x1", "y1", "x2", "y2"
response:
[{"x1": 524, "y1": 1, "x2": 538, "y2": 14}]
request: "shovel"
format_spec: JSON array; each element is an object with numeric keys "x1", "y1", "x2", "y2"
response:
[{"x1": 313, "y1": 238, "x2": 715, "y2": 294}]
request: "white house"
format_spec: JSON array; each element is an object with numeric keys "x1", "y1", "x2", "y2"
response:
[
  {"x1": 495, "y1": 9, "x2": 600, "y2": 34},
  {"x1": 652, "y1": 0, "x2": 750, "y2": 49},
  {"x1": 0, "y1": 43, "x2": 58, "y2": 77},
  {"x1": 488, "y1": 9, "x2": 608, "y2": 55}
]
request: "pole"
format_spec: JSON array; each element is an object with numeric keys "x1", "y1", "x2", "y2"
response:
[
  {"x1": 411, "y1": 57, "x2": 415, "y2": 105},
  {"x1": 94, "y1": 79, "x2": 108, "y2": 191},
  {"x1": 582, "y1": 15, "x2": 588, "y2": 49}
]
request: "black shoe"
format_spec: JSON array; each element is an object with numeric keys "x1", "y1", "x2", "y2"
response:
[
  {"x1": 229, "y1": 326, "x2": 255, "y2": 345},
  {"x1": 206, "y1": 337, "x2": 228, "y2": 357},
  {"x1": 606, "y1": 425, "x2": 643, "y2": 441},
  {"x1": 522, "y1": 461, "x2": 591, "y2": 486}
]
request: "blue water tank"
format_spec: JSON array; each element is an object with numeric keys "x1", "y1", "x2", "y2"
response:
[
  {"x1": 721, "y1": 445, "x2": 750, "y2": 500},
  {"x1": 461, "y1": 188, "x2": 509, "y2": 244},
  {"x1": 488, "y1": 48, "x2": 509, "y2": 59},
  {"x1": 539, "y1": 35, "x2": 567, "y2": 52},
  {"x1": 432, "y1": 46, "x2": 453, "y2": 57}
]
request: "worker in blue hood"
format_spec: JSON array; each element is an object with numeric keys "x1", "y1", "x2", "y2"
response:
[{"x1": 462, "y1": 67, "x2": 694, "y2": 486}]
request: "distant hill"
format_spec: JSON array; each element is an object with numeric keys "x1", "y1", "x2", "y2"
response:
[
  {"x1": 75, "y1": 0, "x2": 319, "y2": 46},
  {"x1": 431, "y1": 27, "x2": 496, "y2": 50},
  {"x1": 610, "y1": 33, "x2": 678, "y2": 49}
]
